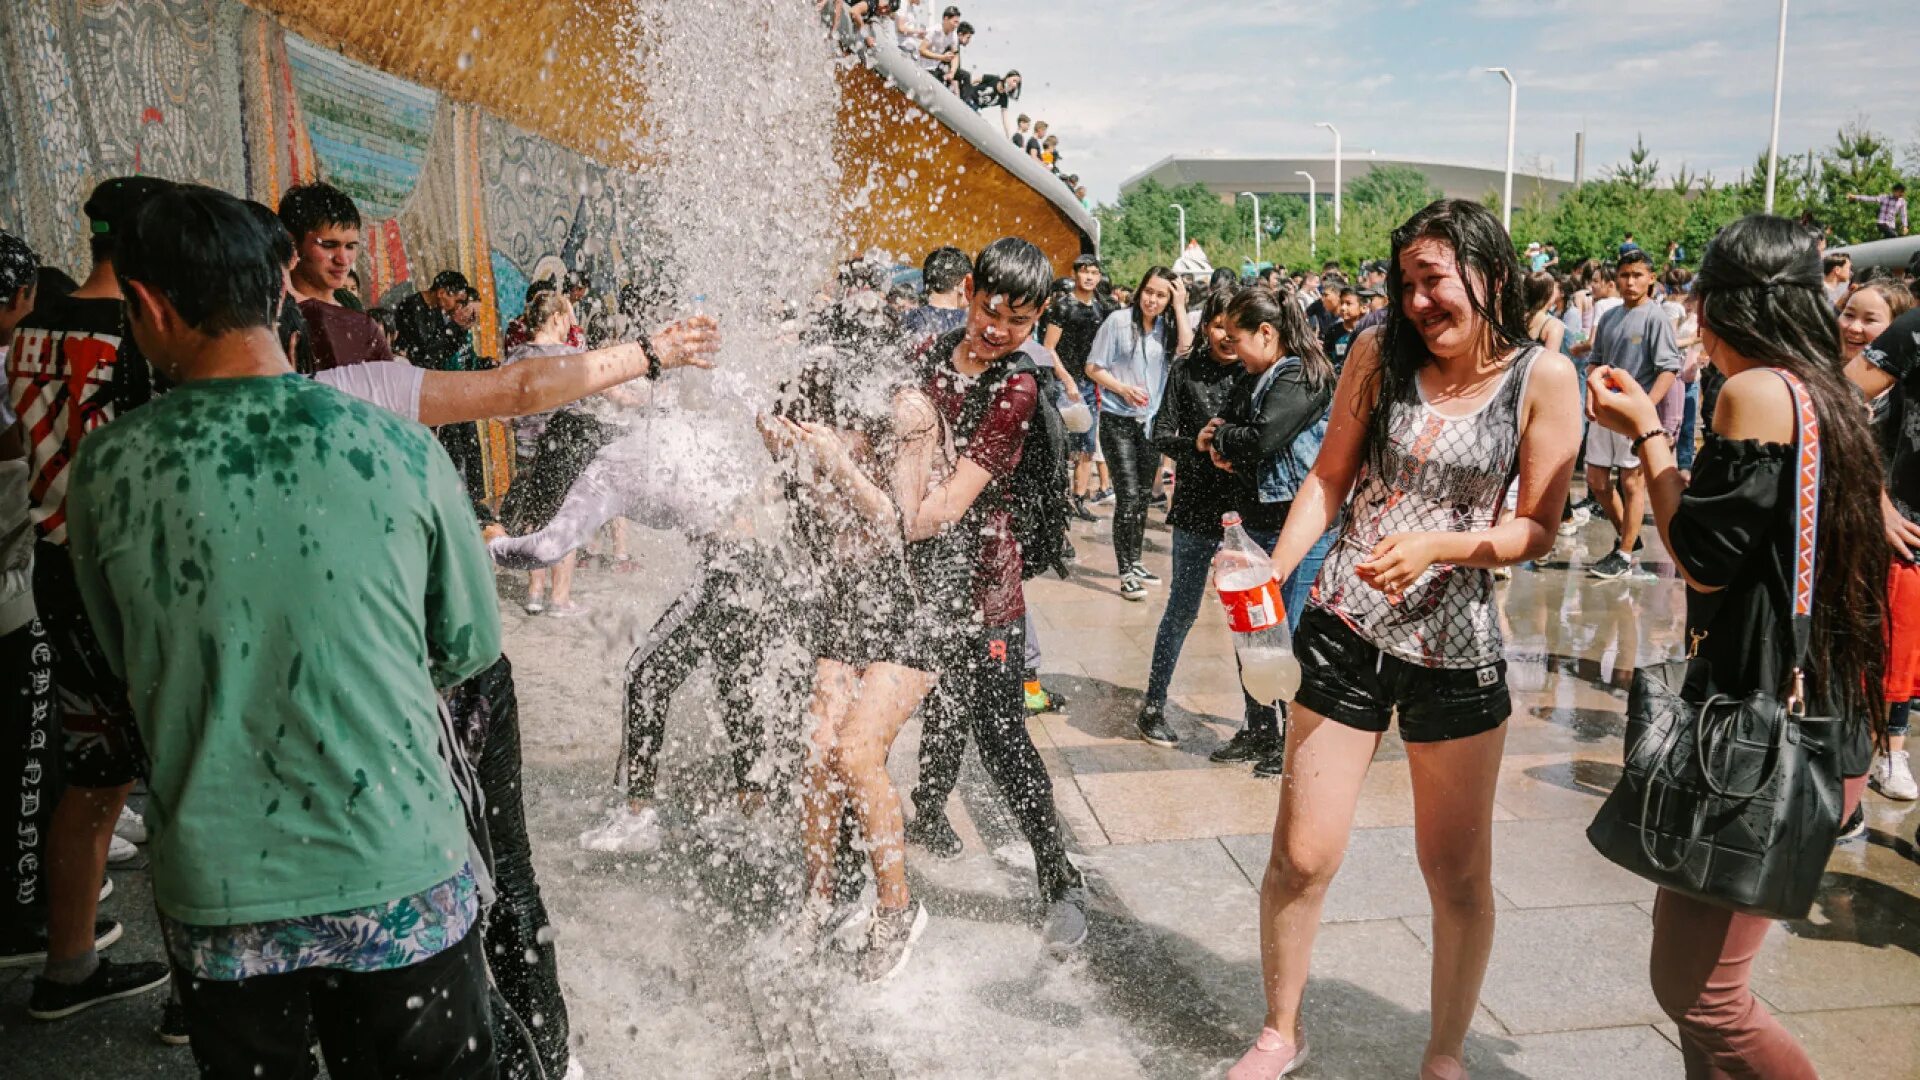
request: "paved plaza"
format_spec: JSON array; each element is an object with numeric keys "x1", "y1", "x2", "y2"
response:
[{"x1": 5, "y1": 504, "x2": 1919, "y2": 1078}]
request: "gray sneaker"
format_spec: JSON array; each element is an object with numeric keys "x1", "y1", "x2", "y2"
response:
[
  {"x1": 858, "y1": 898, "x2": 928, "y2": 982},
  {"x1": 1042, "y1": 887, "x2": 1091, "y2": 954}
]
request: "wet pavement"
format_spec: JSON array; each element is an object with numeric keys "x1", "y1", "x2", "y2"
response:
[{"x1": 5, "y1": 499, "x2": 1920, "y2": 1078}]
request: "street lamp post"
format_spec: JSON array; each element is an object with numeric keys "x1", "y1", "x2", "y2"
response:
[
  {"x1": 1171, "y1": 203, "x2": 1187, "y2": 256},
  {"x1": 1764, "y1": 0, "x2": 1789, "y2": 213},
  {"x1": 1237, "y1": 191, "x2": 1263, "y2": 264},
  {"x1": 1487, "y1": 67, "x2": 1517, "y2": 232},
  {"x1": 1295, "y1": 172, "x2": 1317, "y2": 259},
  {"x1": 1315, "y1": 122, "x2": 1341, "y2": 236}
]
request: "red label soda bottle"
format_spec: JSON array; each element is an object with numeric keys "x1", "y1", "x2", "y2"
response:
[{"x1": 1213, "y1": 512, "x2": 1301, "y2": 704}]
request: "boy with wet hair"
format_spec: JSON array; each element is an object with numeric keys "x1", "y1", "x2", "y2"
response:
[
  {"x1": 277, "y1": 182, "x2": 394, "y2": 371},
  {"x1": 66, "y1": 182, "x2": 501, "y2": 1074},
  {"x1": 904, "y1": 237, "x2": 1092, "y2": 952}
]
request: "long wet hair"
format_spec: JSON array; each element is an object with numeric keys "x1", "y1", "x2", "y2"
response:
[
  {"x1": 1223, "y1": 285, "x2": 1334, "y2": 394},
  {"x1": 1365, "y1": 199, "x2": 1530, "y2": 470},
  {"x1": 1693, "y1": 215, "x2": 1888, "y2": 734}
]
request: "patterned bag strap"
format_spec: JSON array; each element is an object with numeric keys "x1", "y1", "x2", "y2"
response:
[{"x1": 1770, "y1": 369, "x2": 1820, "y2": 712}]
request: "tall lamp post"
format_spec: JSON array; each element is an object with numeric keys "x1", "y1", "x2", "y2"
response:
[
  {"x1": 1315, "y1": 121, "x2": 1342, "y2": 236},
  {"x1": 1764, "y1": 0, "x2": 1789, "y2": 213},
  {"x1": 1237, "y1": 191, "x2": 1263, "y2": 264},
  {"x1": 1171, "y1": 202, "x2": 1187, "y2": 256},
  {"x1": 1295, "y1": 172, "x2": 1317, "y2": 259},
  {"x1": 1487, "y1": 67, "x2": 1517, "y2": 232}
]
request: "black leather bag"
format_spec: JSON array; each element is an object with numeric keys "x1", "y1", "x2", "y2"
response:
[{"x1": 1585, "y1": 371, "x2": 1846, "y2": 920}]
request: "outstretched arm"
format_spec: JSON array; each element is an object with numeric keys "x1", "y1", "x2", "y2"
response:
[{"x1": 416, "y1": 317, "x2": 718, "y2": 427}]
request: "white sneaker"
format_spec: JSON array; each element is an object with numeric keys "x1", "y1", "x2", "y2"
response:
[
  {"x1": 114, "y1": 805, "x2": 148, "y2": 845},
  {"x1": 563, "y1": 1059, "x2": 586, "y2": 1080},
  {"x1": 577, "y1": 806, "x2": 662, "y2": 853},
  {"x1": 107, "y1": 834, "x2": 139, "y2": 865},
  {"x1": 1874, "y1": 749, "x2": 1918, "y2": 801}
]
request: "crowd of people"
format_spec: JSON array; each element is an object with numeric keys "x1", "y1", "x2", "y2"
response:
[
  {"x1": 0, "y1": 158, "x2": 1916, "y2": 1080},
  {"x1": 822, "y1": 0, "x2": 1093, "y2": 209}
]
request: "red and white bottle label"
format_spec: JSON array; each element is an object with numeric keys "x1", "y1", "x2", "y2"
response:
[{"x1": 1219, "y1": 577, "x2": 1284, "y2": 633}]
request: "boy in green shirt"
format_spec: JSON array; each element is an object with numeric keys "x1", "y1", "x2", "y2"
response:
[{"x1": 65, "y1": 181, "x2": 502, "y2": 1076}]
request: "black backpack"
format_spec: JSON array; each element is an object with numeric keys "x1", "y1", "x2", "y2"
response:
[{"x1": 945, "y1": 341, "x2": 1073, "y2": 581}]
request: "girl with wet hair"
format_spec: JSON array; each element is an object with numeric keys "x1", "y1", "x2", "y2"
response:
[
  {"x1": 765, "y1": 333, "x2": 965, "y2": 983},
  {"x1": 1086, "y1": 265, "x2": 1192, "y2": 599},
  {"x1": 1592, "y1": 214, "x2": 1888, "y2": 1078},
  {"x1": 1231, "y1": 201, "x2": 1581, "y2": 1080}
]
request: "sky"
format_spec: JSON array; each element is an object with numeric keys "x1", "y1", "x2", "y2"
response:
[{"x1": 938, "y1": 0, "x2": 1920, "y2": 204}]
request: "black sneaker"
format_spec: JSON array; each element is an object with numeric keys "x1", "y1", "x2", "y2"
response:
[
  {"x1": 1587, "y1": 549, "x2": 1631, "y2": 580},
  {"x1": 1137, "y1": 706, "x2": 1179, "y2": 748},
  {"x1": 156, "y1": 999, "x2": 191, "y2": 1046},
  {"x1": 0, "y1": 919, "x2": 124, "y2": 970},
  {"x1": 1072, "y1": 498, "x2": 1098, "y2": 523},
  {"x1": 905, "y1": 808, "x2": 963, "y2": 859},
  {"x1": 1252, "y1": 745, "x2": 1287, "y2": 778},
  {"x1": 1120, "y1": 575, "x2": 1148, "y2": 602},
  {"x1": 1128, "y1": 563, "x2": 1162, "y2": 585},
  {"x1": 1835, "y1": 804, "x2": 1867, "y2": 844},
  {"x1": 28, "y1": 957, "x2": 171, "y2": 1020},
  {"x1": 1148, "y1": 492, "x2": 1169, "y2": 508},
  {"x1": 1209, "y1": 728, "x2": 1278, "y2": 764}
]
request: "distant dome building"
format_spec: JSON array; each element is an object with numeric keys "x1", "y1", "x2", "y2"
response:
[{"x1": 1122, "y1": 154, "x2": 1574, "y2": 208}]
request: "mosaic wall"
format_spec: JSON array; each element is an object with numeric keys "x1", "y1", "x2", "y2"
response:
[{"x1": 0, "y1": 0, "x2": 645, "y2": 349}]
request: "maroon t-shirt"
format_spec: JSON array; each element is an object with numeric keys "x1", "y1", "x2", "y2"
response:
[
  {"x1": 299, "y1": 299, "x2": 394, "y2": 372},
  {"x1": 924, "y1": 358, "x2": 1037, "y2": 626}
]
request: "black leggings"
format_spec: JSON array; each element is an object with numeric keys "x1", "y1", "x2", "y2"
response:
[
  {"x1": 447, "y1": 658, "x2": 570, "y2": 1080},
  {"x1": 621, "y1": 562, "x2": 805, "y2": 801},
  {"x1": 0, "y1": 617, "x2": 59, "y2": 938},
  {"x1": 912, "y1": 618, "x2": 1083, "y2": 901},
  {"x1": 1098, "y1": 414, "x2": 1158, "y2": 572}
]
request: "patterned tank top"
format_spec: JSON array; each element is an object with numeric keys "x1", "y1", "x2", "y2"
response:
[{"x1": 1311, "y1": 347, "x2": 1540, "y2": 669}]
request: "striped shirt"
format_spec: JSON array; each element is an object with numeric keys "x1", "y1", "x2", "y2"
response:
[{"x1": 6, "y1": 294, "x2": 130, "y2": 545}]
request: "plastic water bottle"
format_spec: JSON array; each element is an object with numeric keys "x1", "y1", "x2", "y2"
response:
[{"x1": 1214, "y1": 512, "x2": 1300, "y2": 704}]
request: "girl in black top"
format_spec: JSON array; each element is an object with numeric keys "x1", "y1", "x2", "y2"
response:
[
  {"x1": 1136, "y1": 286, "x2": 1253, "y2": 750},
  {"x1": 1587, "y1": 215, "x2": 1886, "y2": 1079}
]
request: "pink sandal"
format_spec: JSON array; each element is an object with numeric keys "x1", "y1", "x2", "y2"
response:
[
  {"x1": 1421, "y1": 1054, "x2": 1468, "y2": 1080},
  {"x1": 1228, "y1": 1028, "x2": 1309, "y2": 1080}
]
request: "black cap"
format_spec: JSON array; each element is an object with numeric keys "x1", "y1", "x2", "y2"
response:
[
  {"x1": 1073, "y1": 254, "x2": 1101, "y2": 270},
  {"x1": 84, "y1": 176, "x2": 171, "y2": 239},
  {"x1": 430, "y1": 270, "x2": 471, "y2": 293}
]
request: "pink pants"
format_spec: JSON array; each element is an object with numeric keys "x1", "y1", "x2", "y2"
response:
[{"x1": 1647, "y1": 774, "x2": 1866, "y2": 1079}]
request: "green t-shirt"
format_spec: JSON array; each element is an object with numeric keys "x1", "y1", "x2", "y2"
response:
[{"x1": 67, "y1": 374, "x2": 502, "y2": 925}]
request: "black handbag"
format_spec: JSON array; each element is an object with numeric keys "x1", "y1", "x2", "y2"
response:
[{"x1": 1585, "y1": 370, "x2": 1847, "y2": 920}]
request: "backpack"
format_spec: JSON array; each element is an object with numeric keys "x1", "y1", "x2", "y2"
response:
[
  {"x1": 948, "y1": 345, "x2": 1075, "y2": 580},
  {"x1": 944, "y1": 338, "x2": 1073, "y2": 581}
]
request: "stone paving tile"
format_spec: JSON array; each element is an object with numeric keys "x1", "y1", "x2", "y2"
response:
[
  {"x1": 1405, "y1": 903, "x2": 1667, "y2": 1035},
  {"x1": 1487, "y1": 817, "x2": 1657, "y2": 909},
  {"x1": 1461, "y1": 1024, "x2": 1684, "y2": 1080},
  {"x1": 1491, "y1": 751, "x2": 1620, "y2": 822},
  {"x1": 1075, "y1": 768, "x2": 1282, "y2": 843},
  {"x1": 1747, "y1": 835, "x2": 1920, "y2": 1014},
  {"x1": 1777, "y1": 1004, "x2": 1920, "y2": 1077}
]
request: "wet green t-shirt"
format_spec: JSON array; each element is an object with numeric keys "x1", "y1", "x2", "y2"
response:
[{"x1": 67, "y1": 374, "x2": 501, "y2": 925}]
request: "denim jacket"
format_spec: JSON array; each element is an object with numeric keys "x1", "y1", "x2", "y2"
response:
[{"x1": 1251, "y1": 358, "x2": 1329, "y2": 505}]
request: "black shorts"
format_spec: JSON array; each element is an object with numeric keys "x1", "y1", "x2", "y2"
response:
[
  {"x1": 1293, "y1": 607, "x2": 1510, "y2": 743},
  {"x1": 33, "y1": 543, "x2": 144, "y2": 788}
]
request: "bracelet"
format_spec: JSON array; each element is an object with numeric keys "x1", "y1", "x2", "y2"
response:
[
  {"x1": 638, "y1": 335, "x2": 663, "y2": 380},
  {"x1": 1630, "y1": 429, "x2": 1669, "y2": 454}
]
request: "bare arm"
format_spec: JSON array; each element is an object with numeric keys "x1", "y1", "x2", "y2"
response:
[
  {"x1": 1270, "y1": 329, "x2": 1384, "y2": 582},
  {"x1": 415, "y1": 317, "x2": 717, "y2": 427},
  {"x1": 904, "y1": 457, "x2": 994, "y2": 541}
]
